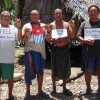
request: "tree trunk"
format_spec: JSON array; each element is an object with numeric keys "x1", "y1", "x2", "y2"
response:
[{"x1": 17, "y1": 0, "x2": 25, "y2": 19}]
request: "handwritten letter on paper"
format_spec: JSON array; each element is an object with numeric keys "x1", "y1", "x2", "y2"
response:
[
  {"x1": 84, "y1": 28, "x2": 100, "y2": 40},
  {"x1": 52, "y1": 29, "x2": 68, "y2": 39},
  {"x1": 0, "y1": 28, "x2": 14, "y2": 41}
]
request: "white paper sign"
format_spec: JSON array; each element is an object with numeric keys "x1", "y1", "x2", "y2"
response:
[
  {"x1": 52, "y1": 29, "x2": 68, "y2": 39},
  {"x1": 84, "y1": 28, "x2": 100, "y2": 40},
  {"x1": 0, "y1": 28, "x2": 15, "y2": 41}
]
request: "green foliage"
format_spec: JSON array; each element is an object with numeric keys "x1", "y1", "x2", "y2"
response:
[
  {"x1": 15, "y1": 47, "x2": 24, "y2": 56},
  {"x1": 0, "y1": 0, "x2": 13, "y2": 11},
  {"x1": 0, "y1": 0, "x2": 17, "y2": 24}
]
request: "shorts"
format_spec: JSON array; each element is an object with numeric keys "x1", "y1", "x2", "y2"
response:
[
  {"x1": 24, "y1": 51, "x2": 45, "y2": 85},
  {"x1": 82, "y1": 55, "x2": 100, "y2": 73},
  {"x1": 0, "y1": 63, "x2": 14, "y2": 80}
]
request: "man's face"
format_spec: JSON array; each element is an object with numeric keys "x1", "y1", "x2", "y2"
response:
[
  {"x1": 30, "y1": 11, "x2": 39, "y2": 23},
  {"x1": 89, "y1": 7, "x2": 100, "y2": 20},
  {"x1": 54, "y1": 10, "x2": 63, "y2": 21},
  {"x1": 1, "y1": 13, "x2": 10, "y2": 25}
]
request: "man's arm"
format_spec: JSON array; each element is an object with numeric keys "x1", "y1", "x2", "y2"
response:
[
  {"x1": 16, "y1": 19, "x2": 23, "y2": 41},
  {"x1": 77, "y1": 22, "x2": 94, "y2": 45},
  {"x1": 45, "y1": 24, "x2": 52, "y2": 43},
  {"x1": 16, "y1": 19, "x2": 31, "y2": 42},
  {"x1": 22, "y1": 28, "x2": 31, "y2": 42},
  {"x1": 78, "y1": 35, "x2": 94, "y2": 45},
  {"x1": 68, "y1": 20, "x2": 76, "y2": 39}
]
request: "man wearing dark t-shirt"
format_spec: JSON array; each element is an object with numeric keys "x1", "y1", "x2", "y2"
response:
[{"x1": 77, "y1": 5, "x2": 100, "y2": 98}]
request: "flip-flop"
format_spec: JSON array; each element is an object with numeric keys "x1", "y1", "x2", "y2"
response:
[
  {"x1": 79, "y1": 90, "x2": 91, "y2": 95},
  {"x1": 96, "y1": 92, "x2": 100, "y2": 99},
  {"x1": 63, "y1": 89, "x2": 73, "y2": 96},
  {"x1": 51, "y1": 90, "x2": 57, "y2": 95},
  {"x1": 37, "y1": 91, "x2": 50, "y2": 98},
  {"x1": 7, "y1": 96, "x2": 17, "y2": 100},
  {"x1": 24, "y1": 92, "x2": 32, "y2": 100}
]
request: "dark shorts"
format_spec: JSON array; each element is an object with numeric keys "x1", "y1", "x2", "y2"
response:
[
  {"x1": 24, "y1": 51, "x2": 45, "y2": 85},
  {"x1": 50, "y1": 44, "x2": 71, "y2": 79},
  {"x1": 82, "y1": 55, "x2": 100, "y2": 73}
]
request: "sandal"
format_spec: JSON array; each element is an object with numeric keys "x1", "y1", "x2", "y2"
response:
[
  {"x1": 63, "y1": 89, "x2": 73, "y2": 96},
  {"x1": 7, "y1": 96, "x2": 17, "y2": 100},
  {"x1": 24, "y1": 92, "x2": 32, "y2": 100},
  {"x1": 79, "y1": 90, "x2": 91, "y2": 95},
  {"x1": 37, "y1": 91, "x2": 50, "y2": 98},
  {"x1": 96, "y1": 92, "x2": 100, "y2": 99},
  {"x1": 51, "y1": 90, "x2": 57, "y2": 95}
]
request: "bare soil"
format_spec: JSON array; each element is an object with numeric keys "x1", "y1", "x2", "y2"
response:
[{"x1": 0, "y1": 50, "x2": 98, "y2": 100}]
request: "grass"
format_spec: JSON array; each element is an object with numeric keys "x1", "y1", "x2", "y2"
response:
[{"x1": 15, "y1": 47, "x2": 24, "y2": 56}]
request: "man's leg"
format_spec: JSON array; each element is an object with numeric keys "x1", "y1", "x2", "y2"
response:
[
  {"x1": 26, "y1": 84, "x2": 30, "y2": 94},
  {"x1": 8, "y1": 78, "x2": 13, "y2": 97},
  {"x1": 29, "y1": 53, "x2": 33, "y2": 76},
  {"x1": 52, "y1": 77, "x2": 56, "y2": 92},
  {"x1": 24, "y1": 84, "x2": 31, "y2": 99},
  {"x1": 24, "y1": 52, "x2": 31, "y2": 95},
  {"x1": 84, "y1": 70, "x2": 91, "y2": 92},
  {"x1": 63, "y1": 79, "x2": 73, "y2": 96},
  {"x1": 96, "y1": 67, "x2": 100, "y2": 93},
  {"x1": 37, "y1": 73, "x2": 43, "y2": 93},
  {"x1": 0, "y1": 72, "x2": 2, "y2": 92},
  {"x1": 63, "y1": 79, "x2": 66, "y2": 91},
  {"x1": 37, "y1": 73, "x2": 49, "y2": 98}
]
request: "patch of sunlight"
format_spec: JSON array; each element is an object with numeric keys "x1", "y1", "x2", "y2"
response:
[{"x1": 15, "y1": 47, "x2": 24, "y2": 56}]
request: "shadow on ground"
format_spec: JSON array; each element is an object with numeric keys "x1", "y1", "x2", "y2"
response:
[{"x1": 24, "y1": 93, "x2": 98, "y2": 100}]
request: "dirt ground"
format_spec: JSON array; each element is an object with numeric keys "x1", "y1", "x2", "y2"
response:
[{"x1": 0, "y1": 48, "x2": 99, "y2": 100}]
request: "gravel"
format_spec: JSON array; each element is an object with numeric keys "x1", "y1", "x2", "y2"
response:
[{"x1": 0, "y1": 57, "x2": 98, "y2": 100}]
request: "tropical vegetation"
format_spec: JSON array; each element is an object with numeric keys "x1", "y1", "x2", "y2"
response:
[{"x1": 0, "y1": 0, "x2": 17, "y2": 24}]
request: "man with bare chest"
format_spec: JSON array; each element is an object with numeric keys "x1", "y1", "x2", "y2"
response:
[{"x1": 46, "y1": 8, "x2": 76, "y2": 96}]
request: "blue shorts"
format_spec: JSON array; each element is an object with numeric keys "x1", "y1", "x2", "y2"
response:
[
  {"x1": 24, "y1": 51, "x2": 45, "y2": 85},
  {"x1": 82, "y1": 55, "x2": 100, "y2": 73}
]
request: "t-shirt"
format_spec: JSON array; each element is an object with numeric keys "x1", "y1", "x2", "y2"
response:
[
  {"x1": 77, "y1": 20, "x2": 100, "y2": 57},
  {"x1": 22, "y1": 22, "x2": 46, "y2": 59},
  {"x1": 0, "y1": 24, "x2": 18, "y2": 63}
]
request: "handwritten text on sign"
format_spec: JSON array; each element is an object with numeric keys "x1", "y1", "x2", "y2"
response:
[
  {"x1": 0, "y1": 28, "x2": 15, "y2": 41},
  {"x1": 52, "y1": 29, "x2": 68, "y2": 39},
  {"x1": 84, "y1": 28, "x2": 100, "y2": 40}
]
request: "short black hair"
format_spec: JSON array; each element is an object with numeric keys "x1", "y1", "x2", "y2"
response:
[{"x1": 88, "y1": 4, "x2": 100, "y2": 12}]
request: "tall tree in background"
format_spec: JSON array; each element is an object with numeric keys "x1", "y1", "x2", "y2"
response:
[{"x1": 17, "y1": 0, "x2": 25, "y2": 19}]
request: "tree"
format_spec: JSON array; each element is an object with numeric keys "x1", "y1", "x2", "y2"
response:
[
  {"x1": 0, "y1": 0, "x2": 17, "y2": 24},
  {"x1": 16, "y1": 0, "x2": 25, "y2": 19},
  {"x1": 0, "y1": 0, "x2": 13, "y2": 11}
]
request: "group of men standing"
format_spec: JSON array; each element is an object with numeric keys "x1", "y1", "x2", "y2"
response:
[{"x1": 0, "y1": 4, "x2": 100, "y2": 100}]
